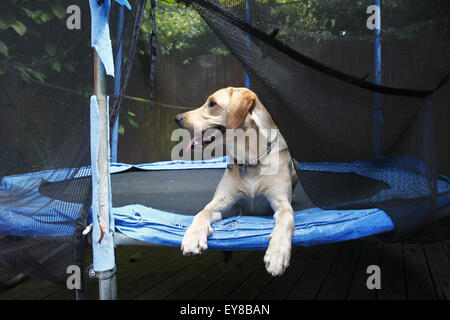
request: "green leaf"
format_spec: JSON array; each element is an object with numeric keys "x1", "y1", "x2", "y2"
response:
[
  {"x1": 51, "y1": 61, "x2": 61, "y2": 72},
  {"x1": 45, "y1": 44, "x2": 57, "y2": 56},
  {"x1": 21, "y1": 7, "x2": 36, "y2": 19},
  {"x1": 0, "y1": 16, "x2": 17, "y2": 31},
  {"x1": 0, "y1": 40, "x2": 8, "y2": 56},
  {"x1": 13, "y1": 65, "x2": 31, "y2": 82},
  {"x1": 118, "y1": 124, "x2": 125, "y2": 136},
  {"x1": 39, "y1": 12, "x2": 52, "y2": 23},
  {"x1": 158, "y1": 0, "x2": 176, "y2": 6},
  {"x1": 65, "y1": 63, "x2": 75, "y2": 72},
  {"x1": 51, "y1": 4, "x2": 66, "y2": 20},
  {"x1": 127, "y1": 117, "x2": 139, "y2": 128},
  {"x1": 11, "y1": 20, "x2": 27, "y2": 36},
  {"x1": 29, "y1": 69, "x2": 46, "y2": 82},
  {"x1": 127, "y1": 110, "x2": 136, "y2": 116}
]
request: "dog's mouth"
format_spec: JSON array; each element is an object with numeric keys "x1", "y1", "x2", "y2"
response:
[{"x1": 186, "y1": 125, "x2": 226, "y2": 151}]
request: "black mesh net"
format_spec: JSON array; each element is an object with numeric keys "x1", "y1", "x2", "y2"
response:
[
  {"x1": 183, "y1": 0, "x2": 449, "y2": 238},
  {"x1": 0, "y1": 1, "x2": 93, "y2": 291}
]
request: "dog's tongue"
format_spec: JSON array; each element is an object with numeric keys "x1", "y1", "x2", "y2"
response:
[{"x1": 186, "y1": 135, "x2": 202, "y2": 152}]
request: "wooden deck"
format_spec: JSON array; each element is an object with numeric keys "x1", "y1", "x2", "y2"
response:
[{"x1": 0, "y1": 238, "x2": 448, "y2": 300}]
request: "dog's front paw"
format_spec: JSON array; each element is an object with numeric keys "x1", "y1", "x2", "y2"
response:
[
  {"x1": 181, "y1": 222, "x2": 213, "y2": 256},
  {"x1": 263, "y1": 232, "x2": 292, "y2": 276}
]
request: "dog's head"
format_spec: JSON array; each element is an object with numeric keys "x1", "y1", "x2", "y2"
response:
[{"x1": 175, "y1": 87, "x2": 258, "y2": 150}]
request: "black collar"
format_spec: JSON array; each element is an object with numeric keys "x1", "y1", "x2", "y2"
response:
[{"x1": 226, "y1": 139, "x2": 274, "y2": 175}]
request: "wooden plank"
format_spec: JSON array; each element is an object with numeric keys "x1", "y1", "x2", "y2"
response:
[
  {"x1": 0, "y1": 246, "x2": 99, "y2": 300},
  {"x1": 0, "y1": 277, "x2": 62, "y2": 300},
  {"x1": 4, "y1": 240, "x2": 447, "y2": 300},
  {"x1": 165, "y1": 250, "x2": 251, "y2": 300},
  {"x1": 286, "y1": 243, "x2": 342, "y2": 300},
  {"x1": 442, "y1": 240, "x2": 449, "y2": 257},
  {"x1": 346, "y1": 239, "x2": 382, "y2": 300},
  {"x1": 403, "y1": 243, "x2": 436, "y2": 300},
  {"x1": 377, "y1": 243, "x2": 406, "y2": 300},
  {"x1": 256, "y1": 246, "x2": 321, "y2": 300},
  {"x1": 42, "y1": 246, "x2": 201, "y2": 300},
  {"x1": 423, "y1": 242, "x2": 449, "y2": 300},
  {"x1": 133, "y1": 250, "x2": 223, "y2": 299},
  {"x1": 194, "y1": 251, "x2": 262, "y2": 300},
  {"x1": 225, "y1": 264, "x2": 272, "y2": 300},
  {"x1": 226, "y1": 247, "x2": 304, "y2": 300},
  {"x1": 317, "y1": 242, "x2": 361, "y2": 300},
  {"x1": 116, "y1": 249, "x2": 218, "y2": 299},
  {"x1": 43, "y1": 246, "x2": 184, "y2": 300},
  {"x1": 10, "y1": 246, "x2": 121, "y2": 300},
  {"x1": 109, "y1": 246, "x2": 186, "y2": 298}
]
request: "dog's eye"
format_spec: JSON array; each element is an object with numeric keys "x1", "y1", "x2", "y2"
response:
[{"x1": 208, "y1": 100, "x2": 216, "y2": 108}]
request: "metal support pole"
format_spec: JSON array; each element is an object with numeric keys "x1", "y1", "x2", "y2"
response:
[
  {"x1": 245, "y1": 0, "x2": 250, "y2": 89},
  {"x1": 93, "y1": 50, "x2": 117, "y2": 300},
  {"x1": 88, "y1": 265, "x2": 117, "y2": 300},
  {"x1": 373, "y1": 0, "x2": 383, "y2": 159},
  {"x1": 112, "y1": 5, "x2": 125, "y2": 163},
  {"x1": 448, "y1": 241, "x2": 450, "y2": 300}
]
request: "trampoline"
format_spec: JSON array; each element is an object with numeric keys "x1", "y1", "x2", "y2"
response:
[
  {"x1": 0, "y1": 0, "x2": 449, "y2": 300},
  {"x1": 2, "y1": 157, "x2": 449, "y2": 248},
  {"x1": 109, "y1": 160, "x2": 450, "y2": 249}
]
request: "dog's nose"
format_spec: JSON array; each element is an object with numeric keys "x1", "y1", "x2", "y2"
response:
[{"x1": 175, "y1": 114, "x2": 184, "y2": 127}]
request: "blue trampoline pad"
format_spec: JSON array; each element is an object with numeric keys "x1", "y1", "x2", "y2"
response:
[
  {"x1": 111, "y1": 158, "x2": 450, "y2": 249},
  {"x1": 1, "y1": 158, "x2": 449, "y2": 244},
  {"x1": 112, "y1": 171, "x2": 449, "y2": 249},
  {"x1": 113, "y1": 204, "x2": 394, "y2": 249}
]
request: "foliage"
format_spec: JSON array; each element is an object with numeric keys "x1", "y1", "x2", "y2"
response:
[
  {"x1": 1, "y1": 1, "x2": 78, "y2": 81},
  {"x1": 140, "y1": 1, "x2": 224, "y2": 57},
  {"x1": 136, "y1": 0, "x2": 449, "y2": 60},
  {"x1": 0, "y1": 0, "x2": 448, "y2": 85},
  {"x1": 0, "y1": 0, "x2": 93, "y2": 99},
  {"x1": 0, "y1": 0, "x2": 447, "y2": 140}
]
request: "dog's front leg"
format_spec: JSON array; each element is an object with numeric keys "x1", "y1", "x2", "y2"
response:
[
  {"x1": 264, "y1": 198, "x2": 295, "y2": 276},
  {"x1": 181, "y1": 188, "x2": 240, "y2": 256}
]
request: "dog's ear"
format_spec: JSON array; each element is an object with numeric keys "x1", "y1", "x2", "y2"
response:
[{"x1": 227, "y1": 90, "x2": 256, "y2": 129}]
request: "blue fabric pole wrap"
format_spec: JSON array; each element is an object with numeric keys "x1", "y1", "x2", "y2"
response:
[
  {"x1": 90, "y1": 96, "x2": 115, "y2": 272},
  {"x1": 89, "y1": 0, "x2": 131, "y2": 77}
]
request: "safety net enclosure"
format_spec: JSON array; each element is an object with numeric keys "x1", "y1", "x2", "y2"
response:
[
  {"x1": 0, "y1": 0, "x2": 449, "y2": 298},
  {"x1": 0, "y1": 1, "x2": 96, "y2": 288},
  {"x1": 181, "y1": 0, "x2": 450, "y2": 237}
]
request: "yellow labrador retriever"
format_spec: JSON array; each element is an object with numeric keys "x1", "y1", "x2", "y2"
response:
[{"x1": 174, "y1": 87, "x2": 298, "y2": 276}]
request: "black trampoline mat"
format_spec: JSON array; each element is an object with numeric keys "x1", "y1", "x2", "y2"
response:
[
  {"x1": 110, "y1": 168, "x2": 315, "y2": 215},
  {"x1": 297, "y1": 170, "x2": 391, "y2": 207},
  {"x1": 39, "y1": 167, "x2": 395, "y2": 216}
]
